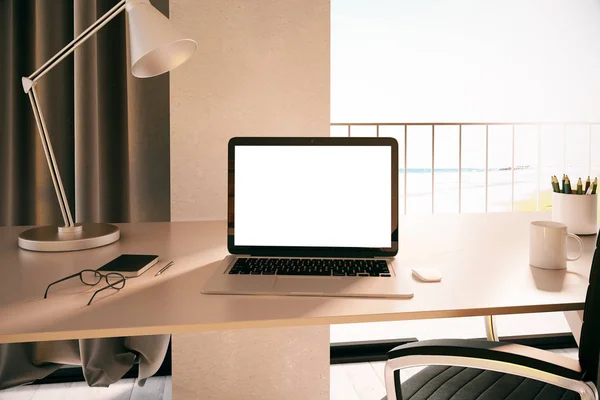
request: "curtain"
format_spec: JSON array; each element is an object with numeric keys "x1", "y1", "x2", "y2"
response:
[
  {"x1": 0, "y1": 0, "x2": 170, "y2": 227},
  {"x1": 0, "y1": 336, "x2": 171, "y2": 389}
]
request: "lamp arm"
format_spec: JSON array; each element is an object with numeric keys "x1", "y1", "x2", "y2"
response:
[
  {"x1": 23, "y1": 0, "x2": 128, "y2": 92},
  {"x1": 20, "y1": 0, "x2": 128, "y2": 228},
  {"x1": 28, "y1": 86, "x2": 73, "y2": 227}
]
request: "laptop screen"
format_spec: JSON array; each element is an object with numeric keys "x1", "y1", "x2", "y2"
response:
[{"x1": 228, "y1": 137, "x2": 398, "y2": 257}]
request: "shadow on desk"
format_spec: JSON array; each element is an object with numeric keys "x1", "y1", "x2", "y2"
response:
[{"x1": 530, "y1": 265, "x2": 587, "y2": 292}]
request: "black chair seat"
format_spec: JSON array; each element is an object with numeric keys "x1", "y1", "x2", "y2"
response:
[{"x1": 397, "y1": 365, "x2": 579, "y2": 400}]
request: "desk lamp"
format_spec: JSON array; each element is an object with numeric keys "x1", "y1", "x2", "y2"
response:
[{"x1": 18, "y1": 0, "x2": 196, "y2": 252}]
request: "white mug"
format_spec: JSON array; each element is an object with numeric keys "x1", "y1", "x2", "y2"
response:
[{"x1": 529, "y1": 221, "x2": 583, "y2": 270}]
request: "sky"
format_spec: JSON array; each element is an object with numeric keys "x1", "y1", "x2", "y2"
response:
[
  {"x1": 331, "y1": 0, "x2": 600, "y2": 123},
  {"x1": 331, "y1": 0, "x2": 600, "y2": 171}
]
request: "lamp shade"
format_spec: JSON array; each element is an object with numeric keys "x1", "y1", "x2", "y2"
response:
[{"x1": 126, "y1": 0, "x2": 197, "y2": 78}]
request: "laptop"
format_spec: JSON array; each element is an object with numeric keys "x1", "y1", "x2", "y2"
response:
[{"x1": 201, "y1": 137, "x2": 414, "y2": 299}]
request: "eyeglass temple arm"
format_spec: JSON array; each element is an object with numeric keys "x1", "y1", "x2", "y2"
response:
[
  {"x1": 87, "y1": 279, "x2": 125, "y2": 306},
  {"x1": 44, "y1": 272, "x2": 83, "y2": 299}
]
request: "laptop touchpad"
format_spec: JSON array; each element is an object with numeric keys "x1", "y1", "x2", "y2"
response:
[
  {"x1": 274, "y1": 277, "x2": 350, "y2": 293},
  {"x1": 204, "y1": 275, "x2": 277, "y2": 294}
]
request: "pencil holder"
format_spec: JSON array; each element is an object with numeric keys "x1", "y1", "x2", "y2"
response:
[{"x1": 552, "y1": 192, "x2": 598, "y2": 235}]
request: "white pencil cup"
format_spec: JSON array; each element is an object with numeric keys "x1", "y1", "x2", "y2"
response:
[{"x1": 552, "y1": 192, "x2": 598, "y2": 235}]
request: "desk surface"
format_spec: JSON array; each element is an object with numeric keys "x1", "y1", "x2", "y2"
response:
[{"x1": 0, "y1": 212, "x2": 594, "y2": 343}]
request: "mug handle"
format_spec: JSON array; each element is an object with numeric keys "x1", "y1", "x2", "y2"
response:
[{"x1": 567, "y1": 233, "x2": 584, "y2": 261}]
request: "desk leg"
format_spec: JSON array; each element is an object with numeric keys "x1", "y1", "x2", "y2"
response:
[
  {"x1": 563, "y1": 310, "x2": 584, "y2": 347},
  {"x1": 484, "y1": 316, "x2": 499, "y2": 341},
  {"x1": 172, "y1": 325, "x2": 329, "y2": 400}
]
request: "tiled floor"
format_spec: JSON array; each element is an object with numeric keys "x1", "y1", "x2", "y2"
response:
[{"x1": 0, "y1": 376, "x2": 171, "y2": 400}]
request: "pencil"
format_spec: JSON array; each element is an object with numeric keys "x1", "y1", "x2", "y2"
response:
[
  {"x1": 577, "y1": 178, "x2": 583, "y2": 194},
  {"x1": 564, "y1": 176, "x2": 572, "y2": 194},
  {"x1": 551, "y1": 176, "x2": 559, "y2": 193},
  {"x1": 593, "y1": 177, "x2": 598, "y2": 195},
  {"x1": 585, "y1": 176, "x2": 591, "y2": 193},
  {"x1": 562, "y1": 174, "x2": 566, "y2": 193}
]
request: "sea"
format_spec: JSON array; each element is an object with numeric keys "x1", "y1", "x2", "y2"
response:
[{"x1": 400, "y1": 167, "x2": 542, "y2": 214}]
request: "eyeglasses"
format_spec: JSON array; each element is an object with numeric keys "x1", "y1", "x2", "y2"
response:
[{"x1": 44, "y1": 269, "x2": 126, "y2": 306}]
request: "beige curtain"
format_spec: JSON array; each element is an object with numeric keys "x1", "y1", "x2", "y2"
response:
[{"x1": 0, "y1": 0, "x2": 170, "y2": 227}]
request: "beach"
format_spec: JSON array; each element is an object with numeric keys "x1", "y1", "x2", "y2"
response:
[{"x1": 401, "y1": 169, "x2": 545, "y2": 214}]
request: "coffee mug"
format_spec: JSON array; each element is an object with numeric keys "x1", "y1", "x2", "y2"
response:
[{"x1": 529, "y1": 221, "x2": 583, "y2": 270}]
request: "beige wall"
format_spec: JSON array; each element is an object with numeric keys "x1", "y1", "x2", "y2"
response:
[
  {"x1": 170, "y1": 1, "x2": 330, "y2": 399},
  {"x1": 171, "y1": 0, "x2": 330, "y2": 221}
]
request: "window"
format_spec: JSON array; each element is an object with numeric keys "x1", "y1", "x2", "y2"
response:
[{"x1": 331, "y1": 0, "x2": 600, "y2": 215}]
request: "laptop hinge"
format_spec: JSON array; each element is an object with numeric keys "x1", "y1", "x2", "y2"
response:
[{"x1": 242, "y1": 255, "x2": 382, "y2": 259}]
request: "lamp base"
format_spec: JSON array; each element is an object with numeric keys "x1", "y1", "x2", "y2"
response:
[{"x1": 18, "y1": 223, "x2": 120, "y2": 252}]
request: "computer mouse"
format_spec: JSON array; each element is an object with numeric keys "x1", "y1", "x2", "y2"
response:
[{"x1": 411, "y1": 267, "x2": 442, "y2": 282}]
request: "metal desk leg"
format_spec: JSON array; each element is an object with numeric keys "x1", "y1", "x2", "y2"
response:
[{"x1": 484, "y1": 315, "x2": 499, "y2": 341}]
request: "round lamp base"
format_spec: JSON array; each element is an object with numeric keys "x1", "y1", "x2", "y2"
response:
[{"x1": 18, "y1": 223, "x2": 120, "y2": 252}]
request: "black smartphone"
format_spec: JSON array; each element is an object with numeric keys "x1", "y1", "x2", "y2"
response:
[{"x1": 96, "y1": 254, "x2": 159, "y2": 277}]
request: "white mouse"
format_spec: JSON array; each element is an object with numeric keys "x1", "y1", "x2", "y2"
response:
[{"x1": 411, "y1": 267, "x2": 442, "y2": 282}]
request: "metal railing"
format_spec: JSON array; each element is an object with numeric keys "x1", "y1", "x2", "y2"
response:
[{"x1": 331, "y1": 122, "x2": 600, "y2": 215}]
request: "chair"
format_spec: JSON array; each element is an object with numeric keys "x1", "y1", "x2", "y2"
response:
[{"x1": 384, "y1": 233, "x2": 600, "y2": 400}]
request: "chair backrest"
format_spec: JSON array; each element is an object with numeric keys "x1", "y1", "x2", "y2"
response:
[{"x1": 579, "y1": 233, "x2": 600, "y2": 385}]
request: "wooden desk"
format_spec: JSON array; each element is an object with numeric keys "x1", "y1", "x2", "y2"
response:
[{"x1": 0, "y1": 211, "x2": 594, "y2": 344}]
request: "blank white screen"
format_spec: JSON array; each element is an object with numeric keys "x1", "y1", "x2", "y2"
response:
[{"x1": 234, "y1": 145, "x2": 392, "y2": 248}]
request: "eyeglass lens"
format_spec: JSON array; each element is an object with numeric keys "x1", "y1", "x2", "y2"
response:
[
  {"x1": 106, "y1": 273, "x2": 126, "y2": 289},
  {"x1": 80, "y1": 270, "x2": 102, "y2": 286}
]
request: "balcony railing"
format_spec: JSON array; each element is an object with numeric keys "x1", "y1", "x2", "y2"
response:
[{"x1": 330, "y1": 122, "x2": 600, "y2": 215}]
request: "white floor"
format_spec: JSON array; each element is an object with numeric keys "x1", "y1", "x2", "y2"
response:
[
  {"x1": 0, "y1": 376, "x2": 171, "y2": 400},
  {"x1": 330, "y1": 348, "x2": 580, "y2": 400}
]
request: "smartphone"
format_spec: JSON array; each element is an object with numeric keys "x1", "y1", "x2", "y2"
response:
[{"x1": 97, "y1": 254, "x2": 159, "y2": 277}]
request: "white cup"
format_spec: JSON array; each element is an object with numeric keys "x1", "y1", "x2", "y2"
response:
[
  {"x1": 529, "y1": 221, "x2": 583, "y2": 270},
  {"x1": 552, "y1": 192, "x2": 597, "y2": 235}
]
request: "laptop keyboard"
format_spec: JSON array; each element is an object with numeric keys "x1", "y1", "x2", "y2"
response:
[{"x1": 229, "y1": 258, "x2": 391, "y2": 277}]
